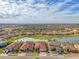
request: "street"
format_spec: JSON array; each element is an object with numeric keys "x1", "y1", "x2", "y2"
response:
[{"x1": 0, "y1": 56, "x2": 79, "y2": 59}]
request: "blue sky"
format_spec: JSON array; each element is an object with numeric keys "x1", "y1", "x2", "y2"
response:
[{"x1": 0, "y1": 0, "x2": 79, "y2": 24}]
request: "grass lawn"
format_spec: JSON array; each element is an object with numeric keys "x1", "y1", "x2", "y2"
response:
[
  {"x1": 26, "y1": 51, "x2": 39, "y2": 56},
  {"x1": 36, "y1": 56, "x2": 39, "y2": 59},
  {"x1": 6, "y1": 35, "x2": 26, "y2": 44},
  {"x1": 28, "y1": 34, "x2": 79, "y2": 39},
  {"x1": 0, "y1": 48, "x2": 4, "y2": 54},
  {"x1": 8, "y1": 52, "x2": 17, "y2": 56}
]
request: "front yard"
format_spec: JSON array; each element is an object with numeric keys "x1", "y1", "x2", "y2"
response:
[
  {"x1": 8, "y1": 52, "x2": 17, "y2": 56},
  {"x1": 26, "y1": 51, "x2": 39, "y2": 56},
  {"x1": 0, "y1": 48, "x2": 4, "y2": 54}
]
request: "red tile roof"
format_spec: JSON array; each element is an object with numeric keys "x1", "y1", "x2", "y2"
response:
[
  {"x1": 6, "y1": 42, "x2": 21, "y2": 49},
  {"x1": 20, "y1": 42, "x2": 34, "y2": 49},
  {"x1": 35, "y1": 42, "x2": 46, "y2": 49}
]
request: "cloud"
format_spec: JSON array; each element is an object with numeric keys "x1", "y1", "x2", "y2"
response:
[{"x1": 0, "y1": 0, "x2": 79, "y2": 23}]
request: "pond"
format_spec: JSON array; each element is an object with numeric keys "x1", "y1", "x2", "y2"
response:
[{"x1": 54, "y1": 36, "x2": 79, "y2": 44}]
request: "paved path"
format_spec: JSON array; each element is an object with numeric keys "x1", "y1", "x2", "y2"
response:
[
  {"x1": 39, "y1": 52, "x2": 47, "y2": 56},
  {"x1": 0, "y1": 56, "x2": 79, "y2": 59},
  {"x1": 18, "y1": 53, "x2": 26, "y2": 56},
  {"x1": 0, "y1": 53, "x2": 8, "y2": 56},
  {"x1": 0, "y1": 56, "x2": 36, "y2": 59},
  {"x1": 40, "y1": 56, "x2": 79, "y2": 59}
]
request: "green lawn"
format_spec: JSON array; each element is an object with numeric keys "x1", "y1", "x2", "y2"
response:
[
  {"x1": 29, "y1": 34, "x2": 79, "y2": 39},
  {"x1": 0, "y1": 48, "x2": 4, "y2": 54},
  {"x1": 8, "y1": 52, "x2": 17, "y2": 56},
  {"x1": 6, "y1": 35, "x2": 26, "y2": 44},
  {"x1": 26, "y1": 51, "x2": 39, "y2": 56},
  {"x1": 36, "y1": 57, "x2": 39, "y2": 59}
]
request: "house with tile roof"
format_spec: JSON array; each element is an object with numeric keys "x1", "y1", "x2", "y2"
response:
[
  {"x1": 20, "y1": 42, "x2": 34, "y2": 52},
  {"x1": 4, "y1": 42, "x2": 22, "y2": 54},
  {"x1": 35, "y1": 42, "x2": 47, "y2": 52}
]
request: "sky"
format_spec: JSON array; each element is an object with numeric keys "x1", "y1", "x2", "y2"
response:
[{"x1": 0, "y1": 0, "x2": 79, "y2": 24}]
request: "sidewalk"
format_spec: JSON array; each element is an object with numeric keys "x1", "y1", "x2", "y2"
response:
[{"x1": 18, "y1": 53, "x2": 26, "y2": 56}]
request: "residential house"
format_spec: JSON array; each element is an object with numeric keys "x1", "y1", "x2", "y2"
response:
[
  {"x1": 35, "y1": 42, "x2": 47, "y2": 52},
  {"x1": 61, "y1": 42, "x2": 71, "y2": 52},
  {"x1": 48, "y1": 39, "x2": 61, "y2": 51},
  {"x1": 20, "y1": 42, "x2": 34, "y2": 52},
  {"x1": 4, "y1": 42, "x2": 22, "y2": 54}
]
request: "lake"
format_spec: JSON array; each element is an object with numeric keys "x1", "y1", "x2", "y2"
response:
[{"x1": 55, "y1": 36, "x2": 79, "y2": 44}]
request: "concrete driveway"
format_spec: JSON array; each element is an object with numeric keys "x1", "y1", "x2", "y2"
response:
[
  {"x1": 0, "y1": 53, "x2": 8, "y2": 56},
  {"x1": 18, "y1": 53, "x2": 26, "y2": 56},
  {"x1": 39, "y1": 52, "x2": 47, "y2": 56}
]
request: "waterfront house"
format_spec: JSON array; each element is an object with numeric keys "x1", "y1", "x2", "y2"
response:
[
  {"x1": 68, "y1": 45, "x2": 77, "y2": 53},
  {"x1": 48, "y1": 39, "x2": 61, "y2": 51},
  {"x1": 35, "y1": 42, "x2": 47, "y2": 52},
  {"x1": 20, "y1": 42, "x2": 34, "y2": 52},
  {"x1": 73, "y1": 44, "x2": 79, "y2": 53},
  {"x1": 74, "y1": 44, "x2": 79, "y2": 49},
  {"x1": 4, "y1": 42, "x2": 22, "y2": 54},
  {"x1": 61, "y1": 42, "x2": 71, "y2": 52}
]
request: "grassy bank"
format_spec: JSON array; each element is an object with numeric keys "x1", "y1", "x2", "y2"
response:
[
  {"x1": 28, "y1": 34, "x2": 79, "y2": 39},
  {"x1": 6, "y1": 35, "x2": 26, "y2": 44}
]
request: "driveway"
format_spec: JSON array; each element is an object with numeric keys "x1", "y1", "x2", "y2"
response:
[
  {"x1": 39, "y1": 52, "x2": 47, "y2": 56},
  {"x1": 18, "y1": 53, "x2": 26, "y2": 56},
  {"x1": 0, "y1": 53, "x2": 8, "y2": 56}
]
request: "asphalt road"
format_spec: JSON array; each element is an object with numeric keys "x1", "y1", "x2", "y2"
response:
[{"x1": 0, "y1": 56, "x2": 79, "y2": 59}]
